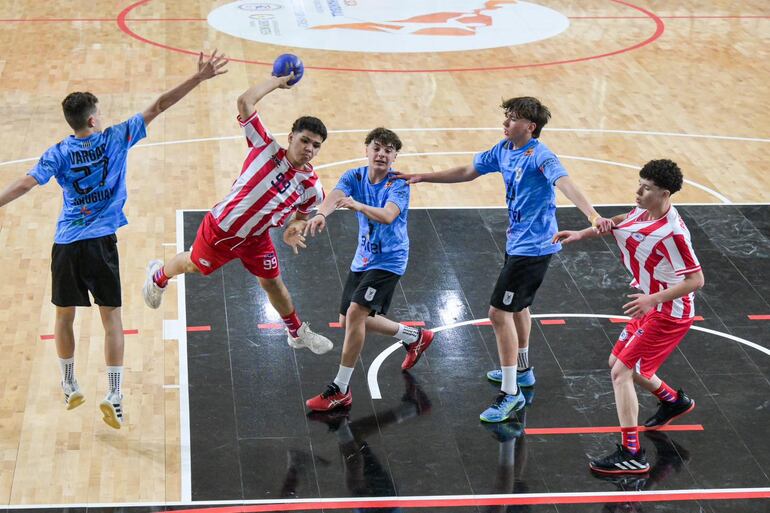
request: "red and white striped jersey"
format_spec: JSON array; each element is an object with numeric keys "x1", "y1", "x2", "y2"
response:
[
  {"x1": 612, "y1": 205, "x2": 702, "y2": 319},
  {"x1": 209, "y1": 111, "x2": 324, "y2": 238}
]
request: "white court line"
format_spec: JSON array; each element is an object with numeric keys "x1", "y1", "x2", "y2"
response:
[
  {"x1": 1, "y1": 126, "x2": 767, "y2": 168},
  {"x1": 175, "y1": 208, "x2": 192, "y2": 502},
  {"x1": 314, "y1": 152, "x2": 731, "y2": 204},
  {"x1": 4, "y1": 487, "x2": 770, "y2": 509},
  {"x1": 367, "y1": 314, "x2": 769, "y2": 400}
]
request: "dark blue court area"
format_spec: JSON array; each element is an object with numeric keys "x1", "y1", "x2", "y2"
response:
[{"x1": 122, "y1": 205, "x2": 770, "y2": 512}]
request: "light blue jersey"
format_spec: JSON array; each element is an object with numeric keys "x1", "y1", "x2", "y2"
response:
[
  {"x1": 474, "y1": 138, "x2": 568, "y2": 256},
  {"x1": 335, "y1": 167, "x2": 410, "y2": 275},
  {"x1": 28, "y1": 114, "x2": 147, "y2": 244}
]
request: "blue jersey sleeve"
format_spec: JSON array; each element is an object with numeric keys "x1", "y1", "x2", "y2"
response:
[
  {"x1": 108, "y1": 113, "x2": 147, "y2": 150},
  {"x1": 334, "y1": 168, "x2": 358, "y2": 197},
  {"x1": 536, "y1": 148, "x2": 568, "y2": 185},
  {"x1": 473, "y1": 142, "x2": 502, "y2": 175},
  {"x1": 385, "y1": 179, "x2": 410, "y2": 214},
  {"x1": 27, "y1": 145, "x2": 64, "y2": 186}
]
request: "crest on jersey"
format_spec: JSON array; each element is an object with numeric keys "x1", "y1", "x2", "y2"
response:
[
  {"x1": 524, "y1": 148, "x2": 534, "y2": 156},
  {"x1": 503, "y1": 291, "x2": 514, "y2": 305},
  {"x1": 635, "y1": 328, "x2": 645, "y2": 337},
  {"x1": 296, "y1": 185, "x2": 305, "y2": 196},
  {"x1": 198, "y1": 258, "x2": 211, "y2": 268},
  {"x1": 385, "y1": 180, "x2": 394, "y2": 188},
  {"x1": 365, "y1": 287, "x2": 377, "y2": 301},
  {"x1": 619, "y1": 329, "x2": 629, "y2": 341},
  {"x1": 632, "y1": 233, "x2": 646, "y2": 242}
]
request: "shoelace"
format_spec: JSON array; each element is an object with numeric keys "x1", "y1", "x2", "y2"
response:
[
  {"x1": 321, "y1": 383, "x2": 341, "y2": 398},
  {"x1": 491, "y1": 392, "x2": 509, "y2": 408}
]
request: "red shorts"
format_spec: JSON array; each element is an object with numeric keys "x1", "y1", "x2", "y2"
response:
[
  {"x1": 190, "y1": 213, "x2": 281, "y2": 279},
  {"x1": 612, "y1": 310, "x2": 693, "y2": 379}
]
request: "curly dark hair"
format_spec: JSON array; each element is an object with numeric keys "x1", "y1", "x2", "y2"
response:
[
  {"x1": 364, "y1": 127, "x2": 402, "y2": 151},
  {"x1": 62, "y1": 92, "x2": 99, "y2": 130},
  {"x1": 639, "y1": 159, "x2": 684, "y2": 194},
  {"x1": 500, "y1": 97, "x2": 551, "y2": 138},
  {"x1": 291, "y1": 116, "x2": 327, "y2": 141}
]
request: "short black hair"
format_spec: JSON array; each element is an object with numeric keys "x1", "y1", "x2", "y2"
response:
[
  {"x1": 62, "y1": 92, "x2": 99, "y2": 131},
  {"x1": 291, "y1": 116, "x2": 327, "y2": 141},
  {"x1": 364, "y1": 127, "x2": 402, "y2": 151},
  {"x1": 639, "y1": 159, "x2": 684, "y2": 194},
  {"x1": 500, "y1": 96, "x2": 551, "y2": 138}
]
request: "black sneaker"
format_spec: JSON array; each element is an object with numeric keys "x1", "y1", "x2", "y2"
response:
[
  {"x1": 589, "y1": 444, "x2": 650, "y2": 474},
  {"x1": 643, "y1": 389, "x2": 695, "y2": 429}
]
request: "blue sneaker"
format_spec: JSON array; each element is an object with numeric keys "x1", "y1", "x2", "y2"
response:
[
  {"x1": 479, "y1": 391, "x2": 526, "y2": 423},
  {"x1": 485, "y1": 367, "x2": 536, "y2": 387}
]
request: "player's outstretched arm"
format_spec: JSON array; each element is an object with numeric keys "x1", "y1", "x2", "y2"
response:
[
  {"x1": 237, "y1": 74, "x2": 294, "y2": 120},
  {"x1": 143, "y1": 50, "x2": 229, "y2": 126},
  {"x1": 304, "y1": 189, "x2": 345, "y2": 237},
  {"x1": 337, "y1": 197, "x2": 400, "y2": 225},
  {"x1": 393, "y1": 164, "x2": 479, "y2": 184},
  {"x1": 554, "y1": 175, "x2": 613, "y2": 233},
  {"x1": 0, "y1": 175, "x2": 38, "y2": 208}
]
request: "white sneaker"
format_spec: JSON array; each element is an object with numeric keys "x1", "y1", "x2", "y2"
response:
[
  {"x1": 62, "y1": 380, "x2": 85, "y2": 410},
  {"x1": 100, "y1": 392, "x2": 124, "y2": 429},
  {"x1": 142, "y1": 259, "x2": 166, "y2": 309},
  {"x1": 287, "y1": 322, "x2": 333, "y2": 355}
]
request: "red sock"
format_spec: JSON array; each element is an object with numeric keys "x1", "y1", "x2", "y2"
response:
[
  {"x1": 621, "y1": 427, "x2": 640, "y2": 454},
  {"x1": 653, "y1": 382, "x2": 677, "y2": 403},
  {"x1": 153, "y1": 267, "x2": 169, "y2": 288},
  {"x1": 282, "y1": 310, "x2": 302, "y2": 338}
]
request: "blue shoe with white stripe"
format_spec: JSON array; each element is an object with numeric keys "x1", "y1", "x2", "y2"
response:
[
  {"x1": 486, "y1": 367, "x2": 536, "y2": 387},
  {"x1": 479, "y1": 390, "x2": 526, "y2": 423}
]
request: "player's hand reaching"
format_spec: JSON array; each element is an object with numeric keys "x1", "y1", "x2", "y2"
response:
[
  {"x1": 283, "y1": 220, "x2": 307, "y2": 254},
  {"x1": 592, "y1": 215, "x2": 614, "y2": 234},
  {"x1": 552, "y1": 230, "x2": 582, "y2": 244},
  {"x1": 304, "y1": 214, "x2": 327, "y2": 237},
  {"x1": 623, "y1": 293, "x2": 657, "y2": 318},
  {"x1": 337, "y1": 196, "x2": 364, "y2": 211},
  {"x1": 195, "y1": 50, "x2": 229, "y2": 81},
  {"x1": 391, "y1": 171, "x2": 423, "y2": 184}
]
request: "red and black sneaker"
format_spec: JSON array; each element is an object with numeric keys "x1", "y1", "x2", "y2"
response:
[
  {"x1": 401, "y1": 329, "x2": 435, "y2": 370},
  {"x1": 589, "y1": 444, "x2": 650, "y2": 475},
  {"x1": 306, "y1": 382, "x2": 352, "y2": 412},
  {"x1": 643, "y1": 389, "x2": 695, "y2": 429}
]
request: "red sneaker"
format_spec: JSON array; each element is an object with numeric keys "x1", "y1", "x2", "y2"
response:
[
  {"x1": 401, "y1": 329, "x2": 434, "y2": 370},
  {"x1": 305, "y1": 382, "x2": 352, "y2": 412}
]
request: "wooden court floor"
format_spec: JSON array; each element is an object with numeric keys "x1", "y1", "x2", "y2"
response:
[{"x1": 0, "y1": 0, "x2": 767, "y2": 505}]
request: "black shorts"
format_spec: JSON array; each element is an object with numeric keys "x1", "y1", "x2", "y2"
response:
[
  {"x1": 340, "y1": 269, "x2": 401, "y2": 317},
  {"x1": 51, "y1": 234, "x2": 121, "y2": 307},
  {"x1": 489, "y1": 254, "x2": 552, "y2": 312}
]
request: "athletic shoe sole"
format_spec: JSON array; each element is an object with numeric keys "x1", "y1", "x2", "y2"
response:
[{"x1": 100, "y1": 400, "x2": 122, "y2": 429}]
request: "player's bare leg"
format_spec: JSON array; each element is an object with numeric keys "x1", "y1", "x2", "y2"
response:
[
  {"x1": 55, "y1": 306, "x2": 83, "y2": 410},
  {"x1": 99, "y1": 306, "x2": 125, "y2": 429}
]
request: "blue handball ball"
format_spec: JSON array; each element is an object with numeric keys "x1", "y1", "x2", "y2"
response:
[{"x1": 272, "y1": 53, "x2": 304, "y2": 85}]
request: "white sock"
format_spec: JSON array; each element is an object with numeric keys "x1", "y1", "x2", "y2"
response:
[
  {"x1": 59, "y1": 357, "x2": 75, "y2": 383},
  {"x1": 500, "y1": 365, "x2": 518, "y2": 395},
  {"x1": 333, "y1": 365, "x2": 354, "y2": 393},
  {"x1": 107, "y1": 366, "x2": 123, "y2": 396},
  {"x1": 395, "y1": 324, "x2": 420, "y2": 344},
  {"x1": 517, "y1": 347, "x2": 529, "y2": 370}
]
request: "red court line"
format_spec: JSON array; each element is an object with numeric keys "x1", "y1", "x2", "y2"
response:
[
  {"x1": 540, "y1": 319, "x2": 566, "y2": 325},
  {"x1": 329, "y1": 321, "x2": 424, "y2": 328},
  {"x1": 186, "y1": 325, "x2": 211, "y2": 332},
  {"x1": 40, "y1": 329, "x2": 138, "y2": 340},
  {"x1": 748, "y1": 314, "x2": 770, "y2": 320},
  {"x1": 473, "y1": 321, "x2": 493, "y2": 326},
  {"x1": 609, "y1": 318, "x2": 628, "y2": 323},
  {"x1": 257, "y1": 323, "x2": 284, "y2": 329},
  {"x1": 329, "y1": 322, "x2": 342, "y2": 328},
  {"x1": 526, "y1": 424, "x2": 703, "y2": 435},
  {"x1": 166, "y1": 489, "x2": 770, "y2": 513},
  {"x1": 117, "y1": 0, "x2": 665, "y2": 73}
]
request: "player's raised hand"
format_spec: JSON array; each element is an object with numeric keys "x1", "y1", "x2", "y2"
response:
[
  {"x1": 275, "y1": 73, "x2": 295, "y2": 89},
  {"x1": 283, "y1": 220, "x2": 307, "y2": 254},
  {"x1": 552, "y1": 230, "x2": 581, "y2": 244},
  {"x1": 196, "y1": 50, "x2": 229, "y2": 81},
  {"x1": 391, "y1": 171, "x2": 423, "y2": 184},
  {"x1": 304, "y1": 214, "x2": 326, "y2": 237}
]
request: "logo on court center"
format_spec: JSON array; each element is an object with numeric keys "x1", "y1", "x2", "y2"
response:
[
  {"x1": 208, "y1": 1, "x2": 569, "y2": 53},
  {"x1": 365, "y1": 287, "x2": 377, "y2": 301}
]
